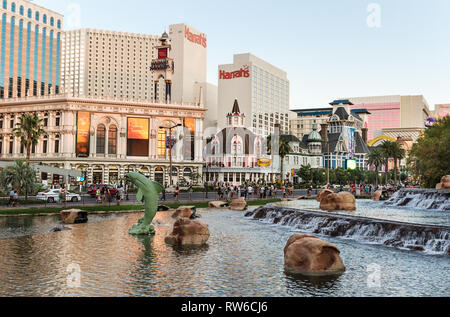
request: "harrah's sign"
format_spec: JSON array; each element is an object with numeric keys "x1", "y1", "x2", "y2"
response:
[
  {"x1": 185, "y1": 26, "x2": 207, "y2": 48},
  {"x1": 219, "y1": 66, "x2": 250, "y2": 80}
]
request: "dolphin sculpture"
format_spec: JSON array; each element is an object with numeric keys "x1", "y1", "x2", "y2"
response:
[{"x1": 126, "y1": 172, "x2": 164, "y2": 235}]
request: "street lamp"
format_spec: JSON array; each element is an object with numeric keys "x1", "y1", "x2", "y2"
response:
[{"x1": 159, "y1": 123, "x2": 182, "y2": 186}]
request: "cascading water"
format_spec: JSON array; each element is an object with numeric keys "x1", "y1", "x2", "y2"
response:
[
  {"x1": 385, "y1": 189, "x2": 450, "y2": 211},
  {"x1": 245, "y1": 206, "x2": 450, "y2": 256}
]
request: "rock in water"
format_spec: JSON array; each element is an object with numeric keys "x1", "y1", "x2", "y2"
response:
[
  {"x1": 165, "y1": 218, "x2": 210, "y2": 246},
  {"x1": 319, "y1": 191, "x2": 356, "y2": 211},
  {"x1": 371, "y1": 190, "x2": 383, "y2": 201},
  {"x1": 172, "y1": 206, "x2": 196, "y2": 219},
  {"x1": 60, "y1": 209, "x2": 88, "y2": 224},
  {"x1": 317, "y1": 189, "x2": 334, "y2": 202},
  {"x1": 284, "y1": 234, "x2": 345, "y2": 276},
  {"x1": 208, "y1": 201, "x2": 229, "y2": 208},
  {"x1": 229, "y1": 198, "x2": 248, "y2": 211},
  {"x1": 49, "y1": 225, "x2": 71, "y2": 233},
  {"x1": 436, "y1": 175, "x2": 450, "y2": 189}
]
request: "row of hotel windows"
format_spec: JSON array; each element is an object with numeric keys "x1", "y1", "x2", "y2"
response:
[
  {"x1": 0, "y1": 15, "x2": 61, "y2": 98},
  {"x1": 0, "y1": 113, "x2": 61, "y2": 129},
  {"x1": 2, "y1": 1, "x2": 61, "y2": 28},
  {"x1": 0, "y1": 134, "x2": 60, "y2": 155}
]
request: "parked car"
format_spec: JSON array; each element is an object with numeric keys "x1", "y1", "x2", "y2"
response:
[
  {"x1": 36, "y1": 189, "x2": 81, "y2": 203},
  {"x1": 87, "y1": 184, "x2": 119, "y2": 197}
]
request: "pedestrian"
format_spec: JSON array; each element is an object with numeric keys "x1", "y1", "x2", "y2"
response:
[
  {"x1": 13, "y1": 190, "x2": 18, "y2": 207},
  {"x1": 174, "y1": 186, "x2": 179, "y2": 202},
  {"x1": 188, "y1": 184, "x2": 193, "y2": 201},
  {"x1": 8, "y1": 189, "x2": 15, "y2": 207},
  {"x1": 96, "y1": 188, "x2": 101, "y2": 203},
  {"x1": 161, "y1": 187, "x2": 166, "y2": 201}
]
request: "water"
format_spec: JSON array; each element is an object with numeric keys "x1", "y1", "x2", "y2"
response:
[
  {"x1": 274, "y1": 199, "x2": 450, "y2": 226},
  {"x1": 0, "y1": 209, "x2": 449, "y2": 297},
  {"x1": 385, "y1": 189, "x2": 450, "y2": 211}
]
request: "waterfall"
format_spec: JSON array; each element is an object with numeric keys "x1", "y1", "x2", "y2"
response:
[
  {"x1": 245, "y1": 206, "x2": 450, "y2": 256},
  {"x1": 385, "y1": 189, "x2": 450, "y2": 211}
]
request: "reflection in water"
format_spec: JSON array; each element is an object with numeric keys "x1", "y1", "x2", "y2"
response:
[
  {"x1": 0, "y1": 210, "x2": 449, "y2": 297},
  {"x1": 284, "y1": 271, "x2": 342, "y2": 296}
]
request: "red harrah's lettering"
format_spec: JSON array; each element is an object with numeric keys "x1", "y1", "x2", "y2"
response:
[
  {"x1": 185, "y1": 26, "x2": 207, "y2": 48},
  {"x1": 219, "y1": 66, "x2": 251, "y2": 80}
]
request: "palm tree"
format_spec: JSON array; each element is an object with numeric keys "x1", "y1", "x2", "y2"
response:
[
  {"x1": 367, "y1": 147, "x2": 384, "y2": 187},
  {"x1": 379, "y1": 141, "x2": 396, "y2": 185},
  {"x1": 391, "y1": 143, "x2": 406, "y2": 185},
  {"x1": 0, "y1": 160, "x2": 36, "y2": 200},
  {"x1": 267, "y1": 136, "x2": 292, "y2": 182},
  {"x1": 13, "y1": 114, "x2": 47, "y2": 163}
]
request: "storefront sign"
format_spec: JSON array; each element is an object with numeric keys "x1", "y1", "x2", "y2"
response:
[{"x1": 257, "y1": 158, "x2": 272, "y2": 167}]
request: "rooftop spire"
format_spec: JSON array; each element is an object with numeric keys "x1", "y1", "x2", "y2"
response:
[{"x1": 232, "y1": 99, "x2": 240, "y2": 114}]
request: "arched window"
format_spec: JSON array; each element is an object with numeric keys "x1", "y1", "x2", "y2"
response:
[
  {"x1": 43, "y1": 113, "x2": 49, "y2": 127},
  {"x1": 108, "y1": 125, "x2": 117, "y2": 154},
  {"x1": 9, "y1": 136, "x2": 13, "y2": 154},
  {"x1": 57, "y1": 19, "x2": 61, "y2": 29},
  {"x1": 254, "y1": 138, "x2": 261, "y2": 156},
  {"x1": 54, "y1": 134, "x2": 60, "y2": 153},
  {"x1": 50, "y1": 17, "x2": 54, "y2": 26},
  {"x1": 35, "y1": 11, "x2": 39, "y2": 21},
  {"x1": 42, "y1": 135, "x2": 48, "y2": 154},
  {"x1": 27, "y1": 8, "x2": 31, "y2": 18},
  {"x1": 183, "y1": 168, "x2": 192, "y2": 178},
  {"x1": 19, "y1": 5, "x2": 23, "y2": 15},
  {"x1": 96, "y1": 125, "x2": 106, "y2": 154},
  {"x1": 10, "y1": 2, "x2": 14, "y2": 12},
  {"x1": 55, "y1": 112, "x2": 61, "y2": 127},
  {"x1": 2, "y1": 1, "x2": 6, "y2": 10},
  {"x1": 231, "y1": 135, "x2": 243, "y2": 155},
  {"x1": 42, "y1": 14, "x2": 47, "y2": 24}
]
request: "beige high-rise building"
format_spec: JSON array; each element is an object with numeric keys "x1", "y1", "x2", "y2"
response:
[{"x1": 61, "y1": 29, "x2": 160, "y2": 99}]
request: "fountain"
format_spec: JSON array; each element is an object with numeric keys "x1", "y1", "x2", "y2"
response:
[
  {"x1": 126, "y1": 172, "x2": 164, "y2": 235},
  {"x1": 384, "y1": 188, "x2": 450, "y2": 211}
]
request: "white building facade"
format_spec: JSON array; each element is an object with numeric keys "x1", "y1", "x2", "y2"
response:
[{"x1": 216, "y1": 54, "x2": 290, "y2": 137}]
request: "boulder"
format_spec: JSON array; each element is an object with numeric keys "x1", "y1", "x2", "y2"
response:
[
  {"x1": 208, "y1": 201, "x2": 229, "y2": 208},
  {"x1": 320, "y1": 192, "x2": 356, "y2": 211},
  {"x1": 60, "y1": 209, "x2": 88, "y2": 224},
  {"x1": 164, "y1": 218, "x2": 210, "y2": 246},
  {"x1": 172, "y1": 206, "x2": 196, "y2": 219},
  {"x1": 371, "y1": 190, "x2": 383, "y2": 201},
  {"x1": 437, "y1": 175, "x2": 450, "y2": 189},
  {"x1": 284, "y1": 234, "x2": 346, "y2": 276},
  {"x1": 317, "y1": 189, "x2": 334, "y2": 202},
  {"x1": 229, "y1": 197, "x2": 248, "y2": 211}
]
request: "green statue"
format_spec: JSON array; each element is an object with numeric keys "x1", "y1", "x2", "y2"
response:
[{"x1": 126, "y1": 172, "x2": 164, "y2": 235}]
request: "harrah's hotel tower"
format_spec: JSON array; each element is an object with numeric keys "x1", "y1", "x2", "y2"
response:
[{"x1": 0, "y1": 0, "x2": 63, "y2": 99}]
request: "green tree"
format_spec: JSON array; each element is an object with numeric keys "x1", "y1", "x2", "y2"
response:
[
  {"x1": 297, "y1": 165, "x2": 312, "y2": 184},
  {"x1": 409, "y1": 117, "x2": 450, "y2": 188},
  {"x1": 267, "y1": 136, "x2": 292, "y2": 181},
  {"x1": 0, "y1": 160, "x2": 37, "y2": 200},
  {"x1": 13, "y1": 114, "x2": 47, "y2": 163},
  {"x1": 367, "y1": 147, "x2": 384, "y2": 186},
  {"x1": 379, "y1": 141, "x2": 396, "y2": 185},
  {"x1": 334, "y1": 167, "x2": 349, "y2": 185},
  {"x1": 390, "y1": 142, "x2": 406, "y2": 185},
  {"x1": 312, "y1": 168, "x2": 327, "y2": 186}
]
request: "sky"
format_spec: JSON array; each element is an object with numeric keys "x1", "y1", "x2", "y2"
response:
[{"x1": 34, "y1": 0, "x2": 450, "y2": 110}]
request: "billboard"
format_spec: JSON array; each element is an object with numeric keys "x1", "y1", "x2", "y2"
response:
[
  {"x1": 184, "y1": 118, "x2": 195, "y2": 161},
  {"x1": 76, "y1": 112, "x2": 91, "y2": 157},
  {"x1": 127, "y1": 118, "x2": 149, "y2": 157},
  {"x1": 343, "y1": 127, "x2": 356, "y2": 159}
]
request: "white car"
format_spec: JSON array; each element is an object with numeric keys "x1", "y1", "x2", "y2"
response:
[{"x1": 36, "y1": 189, "x2": 82, "y2": 203}]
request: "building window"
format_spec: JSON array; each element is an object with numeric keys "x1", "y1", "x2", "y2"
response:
[
  {"x1": 9, "y1": 136, "x2": 13, "y2": 154},
  {"x1": 96, "y1": 124, "x2": 106, "y2": 154},
  {"x1": 43, "y1": 113, "x2": 48, "y2": 127},
  {"x1": 50, "y1": 17, "x2": 54, "y2": 26},
  {"x1": 43, "y1": 14, "x2": 47, "y2": 24},
  {"x1": 108, "y1": 125, "x2": 117, "y2": 154},
  {"x1": 54, "y1": 135, "x2": 60, "y2": 153},
  {"x1": 10, "y1": 2, "x2": 14, "y2": 12},
  {"x1": 57, "y1": 20, "x2": 61, "y2": 29},
  {"x1": 157, "y1": 128, "x2": 166, "y2": 157},
  {"x1": 35, "y1": 11, "x2": 39, "y2": 21},
  {"x1": 43, "y1": 137, "x2": 48, "y2": 154},
  {"x1": 2, "y1": 1, "x2": 6, "y2": 10},
  {"x1": 55, "y1": 112, "x2": 61, "y2": 126},
  {"x1": 27, "y1": 8, "x2": 31, "y2": 18}
]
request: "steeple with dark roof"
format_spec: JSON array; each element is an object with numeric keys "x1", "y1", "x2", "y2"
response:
[{"x1": 232, "y1": 99, "x2": 241, "y2": 114}]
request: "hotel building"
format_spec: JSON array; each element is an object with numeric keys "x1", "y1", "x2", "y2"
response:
[
  {"x1": 216, "y1": 54, "x2": 290, "y2": 137},
  {"x1": 0, "y1": 0, "x2": 63, "y2": 99},
  {"x1": 346, "y1": 95, "x2": 431, "y2": 141}
]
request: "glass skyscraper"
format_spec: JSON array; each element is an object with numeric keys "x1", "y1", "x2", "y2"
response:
[{"x1": 0, "y1": 0, "x2": 63, "y2": 99}]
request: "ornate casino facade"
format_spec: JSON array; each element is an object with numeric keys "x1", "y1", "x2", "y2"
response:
[{"x1": 0, "y1": 94, "x2": 205, "y2": 186}]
